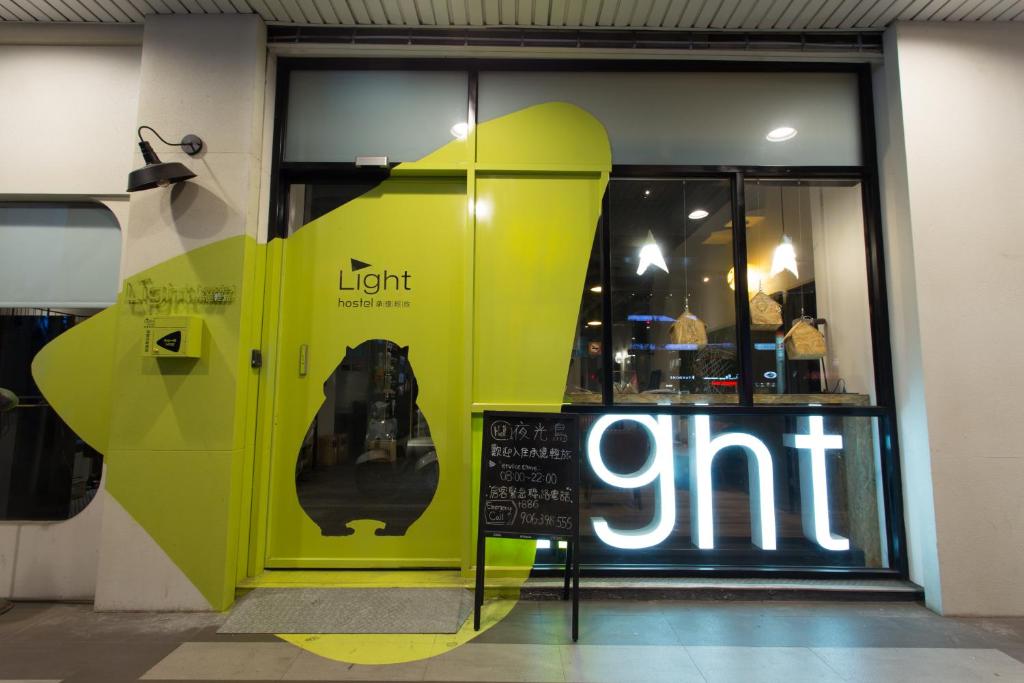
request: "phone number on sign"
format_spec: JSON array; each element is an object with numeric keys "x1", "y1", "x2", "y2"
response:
[{"x1": 518, "y1": 513, "x2": 574, "y2": 530}]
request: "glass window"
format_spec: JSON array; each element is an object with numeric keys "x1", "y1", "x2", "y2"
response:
[
  {"x1": 0, "y1": 311, "x2": 103, "y2": 520},
  {"x1": 536, "y1": 413, "x2": 888, "y2": 569},
  {"x1": 743, "y1": 180, "x2": 875, "y2": 403},
  {"x1": 570, "y1": 177, "x2": 876, "y2": 408},
  {"x1": 607, "y1": 179, "x2": 738, "y2": 404},
  {"x1": 286, "y1": 181, "x2": 385, "y2": 235},
  {"x1": 479, "y1": 71, "x2": 861, "y2": 166},
  {"x1": 564, "y1": 230, "x2": 604, "y2": 404},
  {"x1": 296, "y1": 338, "x2": 438, "y2": 537},
  {"x1": 0, "y1": 201, "x2": 117, "y2": 521},
  {"x1": 0, "y1": 202, "x2": 121, "y2": 308},
  {"x1": 284, "y1": 70, "x2": 470, "y2": 163}
]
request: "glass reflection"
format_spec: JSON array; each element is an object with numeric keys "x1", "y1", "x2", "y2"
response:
[
  {"x1": 554, "y1": 414, "x2": 888, "y2": 569},
  {"x1": 565, "y1": 230, "x2": 604, "y2": 402},
  {"x1": 609, "y1": 179, "x2": 738, "y2": 404},
  {"x1": 744, "y1": 180, "x2": 875, "y2": 403},
  {"x1": 296, "y1": 339, "x2": 438, "y2": 537},
  {"x1": 0, "y1": 312, "x2": 102, "y2": 521}
]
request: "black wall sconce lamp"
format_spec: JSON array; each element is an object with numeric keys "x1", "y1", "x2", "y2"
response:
[{"x1": 127, "y1": 126, "x2": 205, "y2": 192}]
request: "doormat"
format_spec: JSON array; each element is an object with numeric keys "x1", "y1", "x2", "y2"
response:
[{"x1": 217, "y1": 588, "x2": 474, "y2": 634}]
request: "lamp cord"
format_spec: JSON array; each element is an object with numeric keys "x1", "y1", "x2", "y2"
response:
[
  {"x1": 682, "y1": 181, "x2": 689, "y2": 310},
  {"x1": 798, "y1": 181, "x2": 806, "y2": 319},
  {"x1": 779, "y1": 183, "x2": 786, "y2": 241},
  {"x1": 137, "y1": 125, "x2": 196, "y2": 150}
]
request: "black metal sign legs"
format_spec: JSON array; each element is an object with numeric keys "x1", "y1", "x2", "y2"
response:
[
  {"x1": 472, "y1": 534, "x2": 580, "y2": 642},
  {"x1": 564, "y1": 540, "x2": 580, "y2": 641},
  {"x1": 472, "y1": 529, "x2": 486, "y2": 632}
]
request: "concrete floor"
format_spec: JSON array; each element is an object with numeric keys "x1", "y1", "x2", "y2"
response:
[{"x1": 2, "y1": 599, "x2": 1024, "y2": 682}]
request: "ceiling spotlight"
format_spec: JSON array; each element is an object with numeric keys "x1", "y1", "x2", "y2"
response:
[
  {"x1": 586, "y1": 320, "x2": 602, "y2": 327},
  {"x1": 643, "y1": 188, "x2": 652, "y2": 198},
  {"x1": 127, "y1": 126, "x2": 203, "y2": 192},
  {"x1": 766, "y1": 126, "x2": 798, "y2": 142},
  {"x1": 589, "y1": 285, "x2": 602, "y2": 293},
  {"x1": 688, "y1": 209, "x2": 709, "y2": 220},
  {"x1": 450, "y1": 122, "x2": 469, "y2": 140},
  {"x1": 702, "y1": 276, "x2": 710, "y2": 283}
]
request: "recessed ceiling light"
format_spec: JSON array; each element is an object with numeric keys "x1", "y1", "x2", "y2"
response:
[
  {"x1": 586, "y1": 320, "x2": 602, "y2": 327},
  {"x1": 589, "y1": 285, "x2": 602, "y2": 293},
  {"x1": 688, "y1": 209, "x2": 709, "y2": 220},
  {"x1": 766, "y1": 126, "x2": 797, "y2": 142},
  {"x1": 450, "y1": 122, "x2": 469, "y2": 140},
  {"x1": 643, "y1": 188, "x2": 652, "y2": 198},
  {"x1": 702, "y1": 276, "x2": 710, "y2": 283}
]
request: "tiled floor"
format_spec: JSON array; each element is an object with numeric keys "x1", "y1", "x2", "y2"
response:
[{"x1": 2, "y1": 599, "x2": 1024, "y2": 682}]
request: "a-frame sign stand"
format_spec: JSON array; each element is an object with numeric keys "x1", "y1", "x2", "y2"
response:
[{"x1": 472, "y1": 411, "x2": 581, "y2": 642}]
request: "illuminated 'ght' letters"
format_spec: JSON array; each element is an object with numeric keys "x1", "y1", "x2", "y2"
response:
[
  {"x1": 585, "y1": 414, "x2": 848, "y2": 553},
  {"x1": 586, "y1": 414, "x2": 676, "y2": 549},
  {"x1": 785, "y1": 416, "x2": 850, "y2": 551},
  {"x1": 690, "y1": 415, "x2": 777, "y2": 551}
]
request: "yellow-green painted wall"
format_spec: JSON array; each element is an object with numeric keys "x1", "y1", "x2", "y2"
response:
[{"x1": 31, "y1": 102, "x2": 610, "y2": 610}]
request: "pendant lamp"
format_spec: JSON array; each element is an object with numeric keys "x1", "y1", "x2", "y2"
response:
[
  {"x1": 769, "y1": 186, "x2": 799, "y2": 279},
  {"x1": 671, "y1": 182, "x2": 707, "y2": 348},
  {"x1": 636, "y1": 230, "x2": 669, "y2": 275}
]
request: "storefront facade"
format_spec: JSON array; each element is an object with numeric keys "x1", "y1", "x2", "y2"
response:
[
  {"x1": 261, "y1": 59, "x2": 901, "y2": 579},
  {"x1": 1, "y1": 14, "x2": 1022, "y2": 616}
]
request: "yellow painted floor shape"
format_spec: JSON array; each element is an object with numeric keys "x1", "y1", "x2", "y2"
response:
[
  {"x1": 236, "y1": 570, "x2": 531, "y2": 665},
  {"x1": 277, "y1": 597, "x2": 519, "y2": 665}
]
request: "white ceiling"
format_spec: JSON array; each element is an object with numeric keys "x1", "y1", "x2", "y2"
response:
[{"x1": 1, "y1": 0, "x2": 1022, "y2": 28}]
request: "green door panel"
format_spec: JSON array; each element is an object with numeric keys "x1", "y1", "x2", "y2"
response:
[{"x1": 266, "y1": 179, "x2": 468, "y2": 568}]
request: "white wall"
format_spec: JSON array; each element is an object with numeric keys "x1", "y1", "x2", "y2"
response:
[
  {"x1": 119, "y1": 13, "x2": 267, "y2": 278},
  {"x1": 0, "y1": 15, "x2": 267, "y2": 607},
  {"x1": 0, "y1": 37, "x2": 141, "y2": 602},
  {"x1": 95, "y1": 13, "x2": 267, "y2": 611},
  {"x1": 809, "y1": 185, "x2": 876, "y2": 401},
  {"x1": 0, "y1": 472, "x2": 106, "y2": 602},
  {"x1": 879, "y1": 21, "x2": 1024, "y2": 615},
  {"x1": 0, "y1": 43, "x2": 141, "y2": 196}
]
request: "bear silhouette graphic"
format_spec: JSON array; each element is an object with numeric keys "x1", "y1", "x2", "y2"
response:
[{"x1": 295, "y1": 339, "x2": 438, "y2": 537}]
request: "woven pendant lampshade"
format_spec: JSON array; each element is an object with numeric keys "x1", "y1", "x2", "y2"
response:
[
  {"x1": 750, "y1": 290, "x2": 783, "y2": 331},
  {"x1": 670, "y1": 305, "x2": 708, "y2": 348},
  {"x1": 784, "y1": 317, "x2": 827, "y2": 360}
]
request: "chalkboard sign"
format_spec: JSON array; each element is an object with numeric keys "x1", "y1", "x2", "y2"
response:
[
  {"x1": 479, "y1": 411, "x2": 580, "y2": 540},
  {"x1": 474, "y1": 410, "x2": 581, "y2": 640}
]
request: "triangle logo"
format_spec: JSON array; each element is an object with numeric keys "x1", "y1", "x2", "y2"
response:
[
  {"x1": 156, "y1": 331, "x2": 182, "y2": 352},
  {"x1": 350, "y1": 258, "x2": 372, "y2": 271}
]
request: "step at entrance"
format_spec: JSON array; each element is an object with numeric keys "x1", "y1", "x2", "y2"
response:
[{"x1": 520, "y1": 577, "x2": 924, "y2": 602}]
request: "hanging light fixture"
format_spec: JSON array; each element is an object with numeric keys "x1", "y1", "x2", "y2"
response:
[
  {"x1": 769, "y1": 185, "x2": 799, "y2": 278},
  {"x1": 127, "y1": 126, "x2": 204, "y2": 192},
  {"x1": 671, "y1": 182, "x2": 708, "y2": 349},
  {"x1": 770, "y1": 235, "x2": 798, "y2": 278},
  {"x1": 636, "y1": 230, "x2": 669, "y2": 276}
]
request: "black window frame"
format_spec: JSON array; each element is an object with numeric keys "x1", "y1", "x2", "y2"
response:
[{"x1": 268, "y1": 56, "x2": 908, "y2": 581}]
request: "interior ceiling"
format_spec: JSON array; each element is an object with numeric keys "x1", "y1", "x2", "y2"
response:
[{"x1": 1, "y1": 0, "x2": 1022, "y2": 27}]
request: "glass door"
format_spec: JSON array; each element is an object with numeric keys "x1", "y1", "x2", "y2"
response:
[{"x1": 263, "y1": 177, "x2": 468, "y2": 568}]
